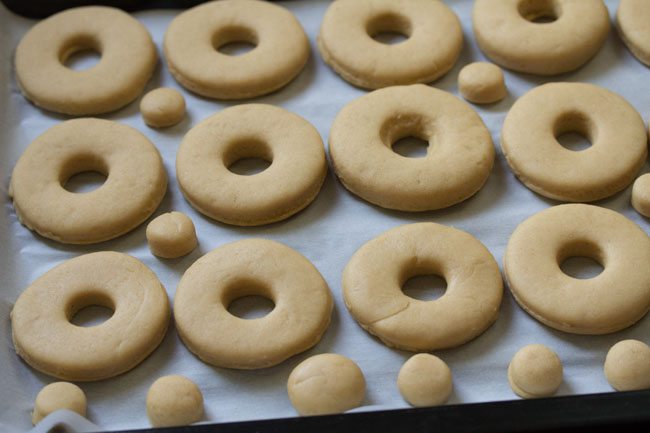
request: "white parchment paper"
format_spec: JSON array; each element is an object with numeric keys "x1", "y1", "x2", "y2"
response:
[{"x1": 1, "y1": 1, "x2": 650, "y2": 432}]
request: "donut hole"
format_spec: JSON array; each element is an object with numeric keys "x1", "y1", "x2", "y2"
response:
[
  {"x1": 381, "y1": 114, "x2": 433, "y2": 159},
  {"x1": 224, "y1": 138, "x2": 273, "y2": 176},
  {"x1": 213, "y1": 26, "x2": 258, "y2": 56},
  {"x1": 558, "y1": 240, "x2": 605, "y2": 280},
  {"x1": 223, "y1": 279, "x2": 276, "y2": 320},
  {"x1": 59, "y1": 35, "x2": 102, "y2": 71},
  {"x1": 367, "y1": 12, "x2": 412, "y2": 45},
  {"x1": 402, "y1": 274, "x2": 447, "y2": 301},
  {"x1": 61, "y1": 155, "x2": 109, "y2": 194},
  {"x1": 518, "y1": 0, "x2": 561, "y2": 24},
  {"x1": 392, "y1": 136, "x2": 429, "y2": 158},
  {"x1": 554, "y1": 111, "x2": 594, "y2": 152},
  {"x1": 67, "y1": 293, "x2": 115, "y2": 328}
]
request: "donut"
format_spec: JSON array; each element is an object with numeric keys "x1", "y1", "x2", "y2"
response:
[
  {"x1": 632, "y1": 174, "x2": 650, "y2": 217},
  {"x1": 287, "y1": 354, "x2": 366, "y2": 416},
  {"x1": 617, "y1": 0, "x2": 650, "y2": 66},
  {"x1": 472, "y1": 0, "x2": 610, "y2": 75},
  {"x1": 458, "y1": 62, "x2": 507, "y2": 104},
  {"x1": 32, "y1": 382, "x2": 87, "y2": 425},
  {"x1": 10, "y1": 118, "x2": 167, "y2": 244},
  {"x1": 504, "y1": 204, "x2": 650, "y2": 334},
  {"x1": 397, "y1": 354, "x2": 453, "y2": 407},
  {"x1": 11, "y1": 252, "x2": 170, "y2": 381},
  {"x1": 318, "y1": 0, "x2": 462, "y2": 89},
  {"x1": 146, "y1": 212, "x2": 198, "y2": 259},
  {"x1": 15, "y1": 6, "x2": 157, "y2": 115},
  {"x1": 343, "y1": 223, "x2": 503, "y2": 351},
  {"x1": 174, "y1": 239, "x2": 333, "y2": 369},
  {"x1": 508, "y1": 345, "x2": 563, "y2": 399},
  {"x1": 501, "y1": 83, "x2": 647, "y2": 202},
  {"x1": 604, "y1": 340, "x2": 650, "y2": 391},
  {"x1": 164, "y1": 0, "x2": 309, "y2": 99},
  {"x1": 140, "y1": 88, "x2": 186, "y2": 128},
  {"x1": 329, "y1": 85, "x2": 494, "y2": 211},
  {"x1": 176, "y1": 104, "x2": 327, "y2": 226},
  {"x1": 146, "y1": 375, "x2": 204, "y2": 427}
]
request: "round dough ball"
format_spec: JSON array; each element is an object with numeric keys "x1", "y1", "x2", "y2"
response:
[
  {"x1": 140, "y1": 88, "x2": 186, "y2": 128},
  {"x1": 458, "y1": 62, "x2": 507, "y2": 104},
  {"x1": 397, "y1": 354, "x2": 453, "y2": 407},
  {"x1": 146, "y1": 375, "x2": 204, "y2": 427},
  {"x1": 632, "y1": 174, "x2": 650, "y2": 217},
  {"x1": 508, "y1": 344, "x2": 563, "y2": 399},
  {"x1": 32, "y1": 382, "x2": 86, "y2": 425},
  {"x1": 604, "y1": 340, "x2": 650, "y2": 391},
  {"x1": 287, "y1": 354, "x2": 365, "y2": 416},
  {"x1": 146, "y1": 211, "x2": 198, "y2": 258}
]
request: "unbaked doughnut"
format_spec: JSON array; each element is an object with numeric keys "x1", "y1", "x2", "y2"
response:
[
  {"x1": 397, "y1": 354, "x2": 453, "y2": 407},
  {"x1": 508, "y1": 344, "x2": 563, "y2": 399},
  {"x1": 343, "y1": 223, "x2": 503, "y2": 351},
  {"x1": 15, "y1": 6, "x2": 156, "y2": 115},
  {"x1": 501, "y1": 83, "x2": 647, "y2": 202},
  {"x1": 617, "y1": 0, "x2": 650, "y2": 66},
  {"x1": 504, "y1": 204, "x2": 650, "y2": 334},
  {"x1": 10, "y1": 118, "x2": 167, "y2": 244},
  {"x1": 140, "y1": 88, "x2": 186, "y2": 128},
  {"x1": 32, "y1": 382, "x2": 87, "y2": 425},
  {"x1": 318, "y1": 0, "x2": 462, "y2": 89},
  {"x1": 287, "y1": 354, "x2": 365, "y2": 416},
  {"x1": 458, "y1": 62, "x2": 507, "y2": 104},
  {"x1": 146, "y1": 375, "x2": 204, "y2": 427},
  {"x1": 632, "y1": 174, "x2": 650, "y2": 217},
  {"x1": 11, "y1": 252, "x2": 170, "y2": 381},
  {"x1": 473, "y1": 0, "x2": 610, "y2": 75},
  {"x1": 174, "y1": 239, "x2": 333, "y2": 369},
  {"x1": 604, "y1": 340, "x2": 650, "y2": 391},
  {"x1": 146, "y1": 212, "x2": 198, "y2": 259},
  {"x1": 176, "y1": 104, "x2": 327, "y2": 226},
  {"x1": 329, "y1": 85, "x2": 494, "y2": 211},
  {"x1": 164, "y1": 0, "x2": 309, "y2": 99}
]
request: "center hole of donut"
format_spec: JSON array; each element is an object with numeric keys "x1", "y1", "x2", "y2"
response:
[
  {"x1": 392, "y1": 136, "x2": 429, "y2": 158},
  {"x1": 228, "y1": 295, "x2": 275, "y2": 320},
  {"x1": 225, "y1": 139, "x2": 273, "y2": 176},
  {"x1": 64, "y1": 171, "x2": 107, "y2": 193},
  {"x1": 556, "y1": 133, "x2": 592, "y2": 152},
  {"x1": 402, "y1": 275, "x2": 447, "y2": 301},
  {"x1": 560, "y1": 256, "x2": 604, "y2": 279},
  {"x1": 63, "y1": 48, "x2": 101, "y2": 71},
  {"x1": 213, "y1": 26, "x2": 258, "y2": 56},
  {"x1": 555, "y1": 112, "x2": 593, "y2": 152},
  {"x1": 217, "y1": 41, "x2": 256, "y2": 56},
  {"x1": 68, "y1": 294, "x2": 114, "y2": 328},
  {"x1": 518, "y1": 0, "x2": 559, "y2": 24},
  {"x1": 228, "y1": 158, "x2": 271, "y2": 176},
  {"x1": 367, "y1": 13, "x2": 412, "y2": 45}
]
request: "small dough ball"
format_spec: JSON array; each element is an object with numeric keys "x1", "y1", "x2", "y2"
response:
[
  {"x1": 287, "y1": 354, "x2": 365, "y2": 416},
  {"x1": 604, "y1": 339, "x2": 650, "y2": 391},
  {"x1": 508, "y1": 344, "x2": 563, "y2": 399},
  {"x1": 631, "y1": 174, "x2": 650, "y2": 217},
  {"x1": 397, "y1": 354, "x2": 453, "y2": 407},
  {"x1": 140, "y1": 88, "x2": 186, "y2": 128},
  {"x1": 146, "y1": 211, "x2": 198, "y2": 258},
  {"x1": 458, "y1": 62, "x2": 507, "y2": 104},
  {"x1": 32, "y1": 382, "x2": 86, "y2": 425},
  {"x1": 146, "y1": 375, "x2": 204, "y2": 427}
]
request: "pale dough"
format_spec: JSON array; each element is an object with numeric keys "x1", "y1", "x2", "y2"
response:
[
  {"x1": 32, "y1": 382, "x2": 86, "y2": 425},
  {"x1": 504, "y1": 204, "x2": 650, "y2": 334},
  {"x1": 397, "y1": 354, "x2": 453, "y2": 407},
  {"x1": 473, "y1": 0, "x2": 610, "y2": 75},
  {"x1": 617, "y1": 0, "x2": 650, "y2": 66},
  {"x1": 458, "y1": 62, "x2": 507, "y2": 104},
  {"x1": 508, "y1": 344, "x2": 563, "y2": 399},
  {"x1": 11, "y1": 252, "x2": 171, "y2": 381},
  {"x1": 501, "y1": 83, "x2": 647, "y2": 202},
  {"x1": 343, "y1": 223, "x2": 503, "y2": 351},
  {"x1": 287, "y1": 354, "x2": 365, "y2": 416},
  {"x1": 164, "y1": 0, "x2": 309, "y2": 99},
  {"x1": 329, "y1": 84, "x2": 494, "y2": 211},
  {"x1": 174, "y1": 239, "x2": 333, "y2": 369},
  {"x1": 140, "y1": 88, "x2": 186, "y2": 128},
  {"x1": 15, "y1": 6, "x2": 157, "y2": 115},
  {"x1": 632, "y1": 174, "x2": 650, "y2": 218},
  {"x1": 604, "y1": 340, "x2": 650, "y2": 392},
  {"x1": 318, "y1": 0, "x2": 462, "y2": 89},
  {"x1": 146, "y1": 212, "x2": 198, "y2": 259},
  {"x1": 146, "y1": 375, "x2": 204, "y2": 427}
]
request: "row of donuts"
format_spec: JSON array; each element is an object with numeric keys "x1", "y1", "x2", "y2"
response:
[{"x1": 14, "y1": 0, "x2": 650, "y2": 116}]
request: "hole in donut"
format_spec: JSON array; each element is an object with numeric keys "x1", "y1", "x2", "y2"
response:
[
  {"x1": 392, "y1": 136, "x2": 429, "y2": 158},
  {"x1": 213, "y1": 26, "x2": 258, "y2": 56},
  {"x1": 367, "y1": 13, "x2": 412, "y2": 45},
  {"x1": 224, "y1": 138, "x2": 273, "y2": 176},
  {"x1": 556, "y1": 133, "x2": 592, "y2": 152},
  {"x1": 67, "y1": 293, "x2": 115, "y2": 328},
  {"x1": 64, "y1": 171, "x2": 107, "y2": 193},
  {"x1": 518, "y1": 0, "x2": 560, "y2": 24},
  {"x1": 64, "y1": 49, "x2": 101, "y2": 71},
  {"x1": 558, "y1": 240, "x2": 604, "y2": 280},
  {"x1": 227, "y1": 295, "x2": 275, "y2": 320},
  {"x1": 228, "y1": 158, "x2": 271, "y2": 176},
  {"x1": 61, "y1": 154, "x2": 109, "y2": 194},
  {"x1": 554, "y1": 111, "x2": 594, "y2": 152},
  {"x1": 402, "y1": 274, "x2": 447, "y2": 301}
]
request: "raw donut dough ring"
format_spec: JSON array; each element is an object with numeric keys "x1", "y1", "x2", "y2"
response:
[
  {"x1": 318, "y1": 0, "x2": 462, "y2": 89},
  {"x1": 473, "y1": 0, "x2": 610, "y2": 75},
  {"x1": 174, "y1": 239, "x2": 333, "y2": 369},
  {"x1": 176, "y1": 104, "x2": 327, "y2": 226},
  {"x1": 397, "y1": 353, "x2": 453, "y2": 407},
  {"x1": 504, "y1": 204, "x2": 650, "y2": 335},
  {"x1": 15, "y1": 6, "x2": 157, "y2": 115},
  {"x1": 343, "y1": 223, "x2": 503, "y2": 351},
  {"x1": 501, "y1": 83, "x2": 647, "y2": 202},
  {"x1": 140, "y1": 88, "x2": 186, "y2": 128},
  {"x1": 329, "y1": 84, "x2": 494, "y2": 211},
  {"x1": 146, "y1": 375, "x2": 204, "y2": 427},
  {"x1": 11, "y1": 252, "x2": 171, "y2": 381},
  {"x1": 604, "y1": 340, "x2": 650, "y2": 391},
  {"x1": 32, "y1": 382, "x2": 87, "y2": 425},
  {"x1": 617, "y1": 0, "x2": 650, "y2": 66},
  {"x1": 10, "y1": 118, "x2": 167, "y2": 244},
  {"x1": 164, "y1": 0, "x2": 309, "y2": 99},
  {"x1": 508, "y1": 344, "x2": 563, "y2": 399}
]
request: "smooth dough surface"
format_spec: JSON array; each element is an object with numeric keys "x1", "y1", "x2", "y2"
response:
[
  {"x1": 140, "y1": 88, "x2": 186, "y2": 128},
  {"x1": 501, "y1": 83, "x2": 647, "y2": 202},
  {"x1": 11, "y1": 252, "x2": 170, "y2": 381},
  {"x1": 473, "y1": 0, "x2": 610, "y2": 75},
  {"x1": 15, "y1": 6, "x2": 157, "y2": 115},
  {"x1": 617, "y1": 0, "x2": 650, "y2": 66},
  {"x1": 632, "y1": 174, "x2": 650, "y2": 218},
  {"x1": 32, "y1": 382, "x2": 86, "y2": 425},
  {"x1": 458, "y1": 62, "x2": 507, "y2": 104},
  {"x1": 397, "y1": 354, "x2": 453, "y2": 407},
  {"x1": 508, "y1": 344, "x2": 563, "y2": 399},
  {"x1": 174, "y1": 239, "x2": 333, "y2": 369},
  {"x1": 146, "y1": 212, "x2": 198, "y2": 259},
  {"x1": 176, "y1": 104, "x2": 327, "y2": 226},
  {"x1": 329, "y1": 84, "x2": 494, "y2": 211},
  {"x1": 146, "y1": 375, "x2": 204, "y2": 427},
  {"x1": 287, "y1": 354, "x2": 365, "y2": 416},
  {"x1": 343, "y1": 223, "x2": 503, "y2": 351},
  {"x1": 318, "y1": 0, "x2": 462, "y2": 89},
  {"x1": 164, "y1": 0, "x2": 309, "y2": 99},
  {"x1": 604, "y1": 340, "x2": 650, "y2": 392},
  {"x1": 10, "y1": 118, "x2": 167, "y2": 244},
  {"x1": 504, "y1": 204, "x2": 650, "y2": 334}
]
